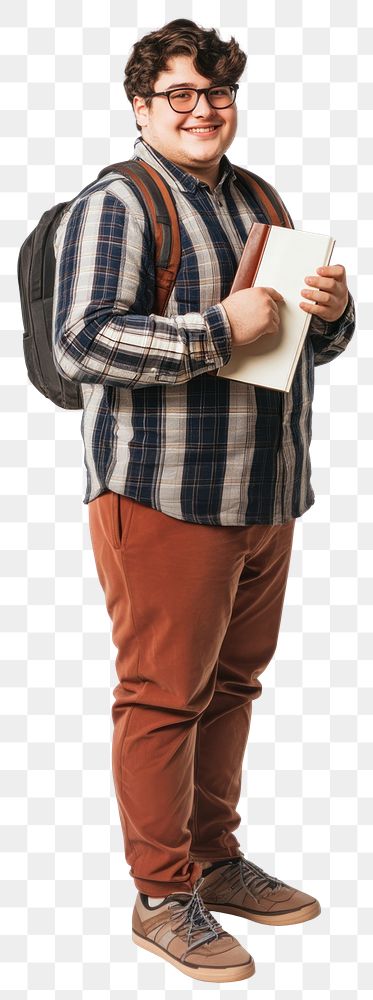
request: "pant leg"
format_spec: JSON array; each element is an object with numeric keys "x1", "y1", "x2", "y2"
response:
[
  {"x1": 88, "y1": 489, "x2": 272, "y2": 897},
  {"x1": 188, "y1": 518, "x2": 295, "y2": 862}
]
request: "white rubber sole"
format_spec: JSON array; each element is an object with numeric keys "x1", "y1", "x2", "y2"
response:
[{"x1": 132, "y1": 930, "x2": 256, "y2": 983}]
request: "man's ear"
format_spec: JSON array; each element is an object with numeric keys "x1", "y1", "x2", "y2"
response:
[{"x1": 133, "y1": 96, "x2": 149, "y2": 129}]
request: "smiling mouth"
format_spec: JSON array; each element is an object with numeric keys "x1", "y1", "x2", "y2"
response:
[
  {"x1": 182, "y1": 125, "x2": 222, "y2": 133},
  {"x1": 184, "y1": 122, "x2": 221, "y2": 132}
]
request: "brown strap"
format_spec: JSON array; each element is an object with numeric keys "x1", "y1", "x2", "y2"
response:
[
  {"x1": 98, "y1": 159, "x2": 181, "y2": 316},
  {"x1": 126, "y1": 162, "x2": 181, "y2": 315},
  {"x1": 233, "y1": 164, "x2": 294, "y2": 228}
]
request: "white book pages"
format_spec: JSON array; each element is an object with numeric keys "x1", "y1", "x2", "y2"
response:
[{"x1": 217, "y1": 227, "x2": 335, "y2": 392}]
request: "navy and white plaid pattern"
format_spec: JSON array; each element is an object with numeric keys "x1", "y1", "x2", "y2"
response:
[{"x1": 52, "y1": 136, "x2": 356, "y2": 524}]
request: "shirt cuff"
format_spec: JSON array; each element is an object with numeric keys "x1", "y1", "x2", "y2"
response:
[{"x1": 202, "y1": 302, "x2": 232, "y2": 369}]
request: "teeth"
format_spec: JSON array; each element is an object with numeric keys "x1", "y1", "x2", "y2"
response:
[{"x1": 187, "y1": 126, "x2": 218, "y2": 133}]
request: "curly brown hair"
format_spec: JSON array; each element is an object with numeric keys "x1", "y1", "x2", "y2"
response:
[{"x1": 123, "y1": 18, "x2": 247, "y2": 133}]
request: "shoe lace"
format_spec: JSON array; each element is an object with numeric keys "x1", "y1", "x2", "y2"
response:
[
  {"x1": 168, "y1": 874, "x2": 226, "y2": 956},
  {"x1": 230, "y1": 857, "x2": 283, "y2": 897}
]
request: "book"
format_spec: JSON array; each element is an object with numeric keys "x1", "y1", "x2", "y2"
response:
[{"x1": 216, "y1": 223, "x2": 335, "y2": 392}]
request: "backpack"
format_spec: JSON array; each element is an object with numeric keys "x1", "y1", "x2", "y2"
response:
[{"x1": 17, "y1": 158, "x2": 293, "y2": 410}]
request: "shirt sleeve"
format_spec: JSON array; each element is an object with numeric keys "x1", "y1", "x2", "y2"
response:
[
  {"x1": 307, "y1": 289, "x2": 356, "y2": 367},
  {"x1": 51, "y1": 186, "x2": 232, "y2": 388}
]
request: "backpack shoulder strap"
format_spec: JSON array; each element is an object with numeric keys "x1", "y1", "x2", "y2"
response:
[
  {"x1": 97, "y1": 159, "x2": 181, "y2": 315},
  {"x1": 232, "y1": 164, "x2": 294, "y2": 229}
]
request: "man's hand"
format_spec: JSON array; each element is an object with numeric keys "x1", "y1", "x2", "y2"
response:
[{"x1": 299, "y1": 264, "x2": 349, "y2": 322}]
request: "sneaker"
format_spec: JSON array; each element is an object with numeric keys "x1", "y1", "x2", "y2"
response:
[{"x1": 132, "y1": 874, "x2": 255, "y2": 983}]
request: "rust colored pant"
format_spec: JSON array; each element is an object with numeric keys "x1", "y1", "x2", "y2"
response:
[{"x1": 88, "y1": 490, "x2": 295, "y2": 898}]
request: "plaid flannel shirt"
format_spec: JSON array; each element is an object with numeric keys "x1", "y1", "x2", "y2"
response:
[{"x1": 52, "y1": 136, "x2": 356, "y2": 525}]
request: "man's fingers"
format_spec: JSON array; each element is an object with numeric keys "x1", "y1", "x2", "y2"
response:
[
  {"x1": 265, "y1": 287, "x2": 285, "y2": 302},
  {"x1": 316, "y1": 264, "x2": 345, "y2": 277}
]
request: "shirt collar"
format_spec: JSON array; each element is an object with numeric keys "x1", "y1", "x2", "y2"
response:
[{"x1": 132, "y1": 136, "x2": 237, "y2": 195}]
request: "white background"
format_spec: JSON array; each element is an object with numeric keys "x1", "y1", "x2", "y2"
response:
[{"x1": 1, "y1": 0, "x2": 372, "y2": 996}]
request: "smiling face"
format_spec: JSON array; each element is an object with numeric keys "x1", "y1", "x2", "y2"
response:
[{"x1": 132, "y1": 54, "x2": 238, "y2": 190}]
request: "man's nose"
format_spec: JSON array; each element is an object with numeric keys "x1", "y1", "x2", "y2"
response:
[{"x1": 192, "y1": 92, "x2": 214, "y2": 114}]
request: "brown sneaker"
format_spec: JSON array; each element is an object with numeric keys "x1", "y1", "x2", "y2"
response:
[
  {"x1": 132, "y1": 874, "x2": 255, "y2": 983},
  {"x1": 198, "y1": 855, "x2": 321, "y2": 926}
]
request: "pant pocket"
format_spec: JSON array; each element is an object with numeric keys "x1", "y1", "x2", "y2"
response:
[{"x1": 110, "y1": 490, "x2": 135, "y2": 550}]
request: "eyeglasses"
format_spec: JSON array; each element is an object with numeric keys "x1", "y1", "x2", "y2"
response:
[{"x1": 143, "y1": 83, "x2": 239, "y2": 114}]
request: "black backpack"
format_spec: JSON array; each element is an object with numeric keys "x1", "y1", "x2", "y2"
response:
[{"x1": 17, "y1": 158, "x2": 293, "y2": 410}]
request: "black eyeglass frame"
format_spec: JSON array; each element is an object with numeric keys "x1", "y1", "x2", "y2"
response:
[{"x1": 142, "y1": 83, "x2": 239, "y2": 112}]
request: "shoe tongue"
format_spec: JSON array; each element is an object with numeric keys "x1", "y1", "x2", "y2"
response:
[{"x1": 166, "y1": 890, "x2": 194, "y2": 904}]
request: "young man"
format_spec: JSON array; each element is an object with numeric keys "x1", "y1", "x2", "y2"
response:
[{"x1": 52, "y1": 18, "x2": 355, "y2": 984}]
